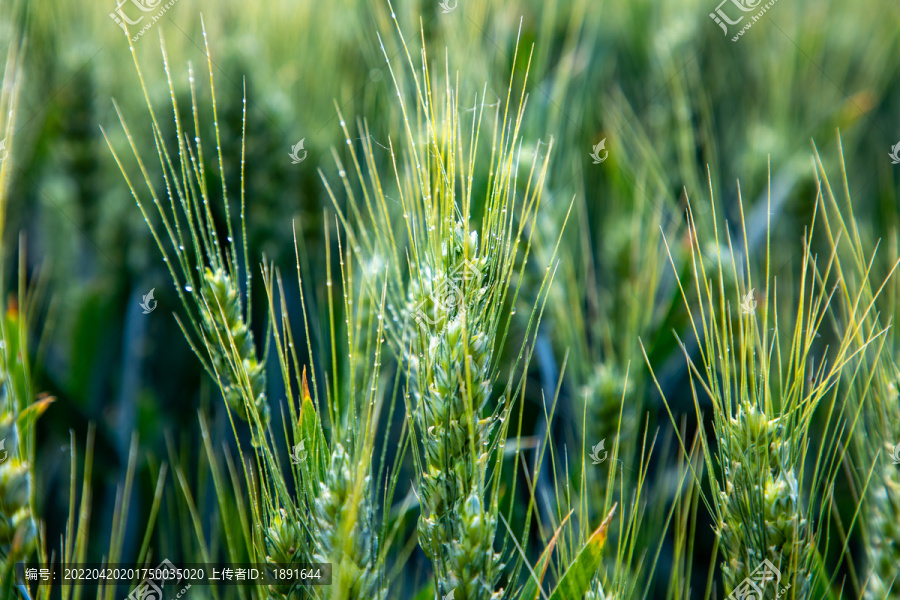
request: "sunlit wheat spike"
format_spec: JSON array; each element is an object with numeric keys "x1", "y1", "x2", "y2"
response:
[
  {"x1": 104, "y1": 29, "x2": 269, "y2": 429},
  {"x1": 258, "y1": 220, "x2": 392, "y2": 600},
  {"x1": 643, "y1": 163, "x2": 894, "y2": 598},
  {"x1": 199, "y1": 266, "x2": 268, "y2": 423},
  {"x1": 310, "y1": 443, "x2": 386, "y2": 600},
  {"x1": 325, "y1": 11, "x2": 568, "y2": 598}
]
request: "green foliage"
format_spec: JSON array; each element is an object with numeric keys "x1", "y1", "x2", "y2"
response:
[{"x1": 7, "y1": 0, "x2": 900, "y2": 599}]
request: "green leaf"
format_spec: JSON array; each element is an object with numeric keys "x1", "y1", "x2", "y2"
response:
[
  {"x1": 517, "y1": 511, "x2": 568, "y2": 600},
  {"x1": 547, "y1": 503, "x2": 617, "y2": 600},
  {"x1": 298, "y1": 367, "x2": 327, "y2": 485},
  {"x1": 17, "y1": 395, "x2": 54, "y2": 431},
  {"x1": 4, "y1": 306, "x2": 29, "y2": 411}
]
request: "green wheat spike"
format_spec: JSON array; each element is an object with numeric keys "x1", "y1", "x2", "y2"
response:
[{"x1": 200, "y1": 266, "x2": 269, "y2": 423}]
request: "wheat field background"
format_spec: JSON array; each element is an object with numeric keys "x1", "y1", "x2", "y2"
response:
[{"x1": 2, "y1": 0, "x2": 900, "y2": 598}]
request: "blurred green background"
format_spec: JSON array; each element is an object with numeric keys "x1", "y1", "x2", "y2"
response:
[{"x1": 10, "y1": 0, "x2": 900, "y2": 596}]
